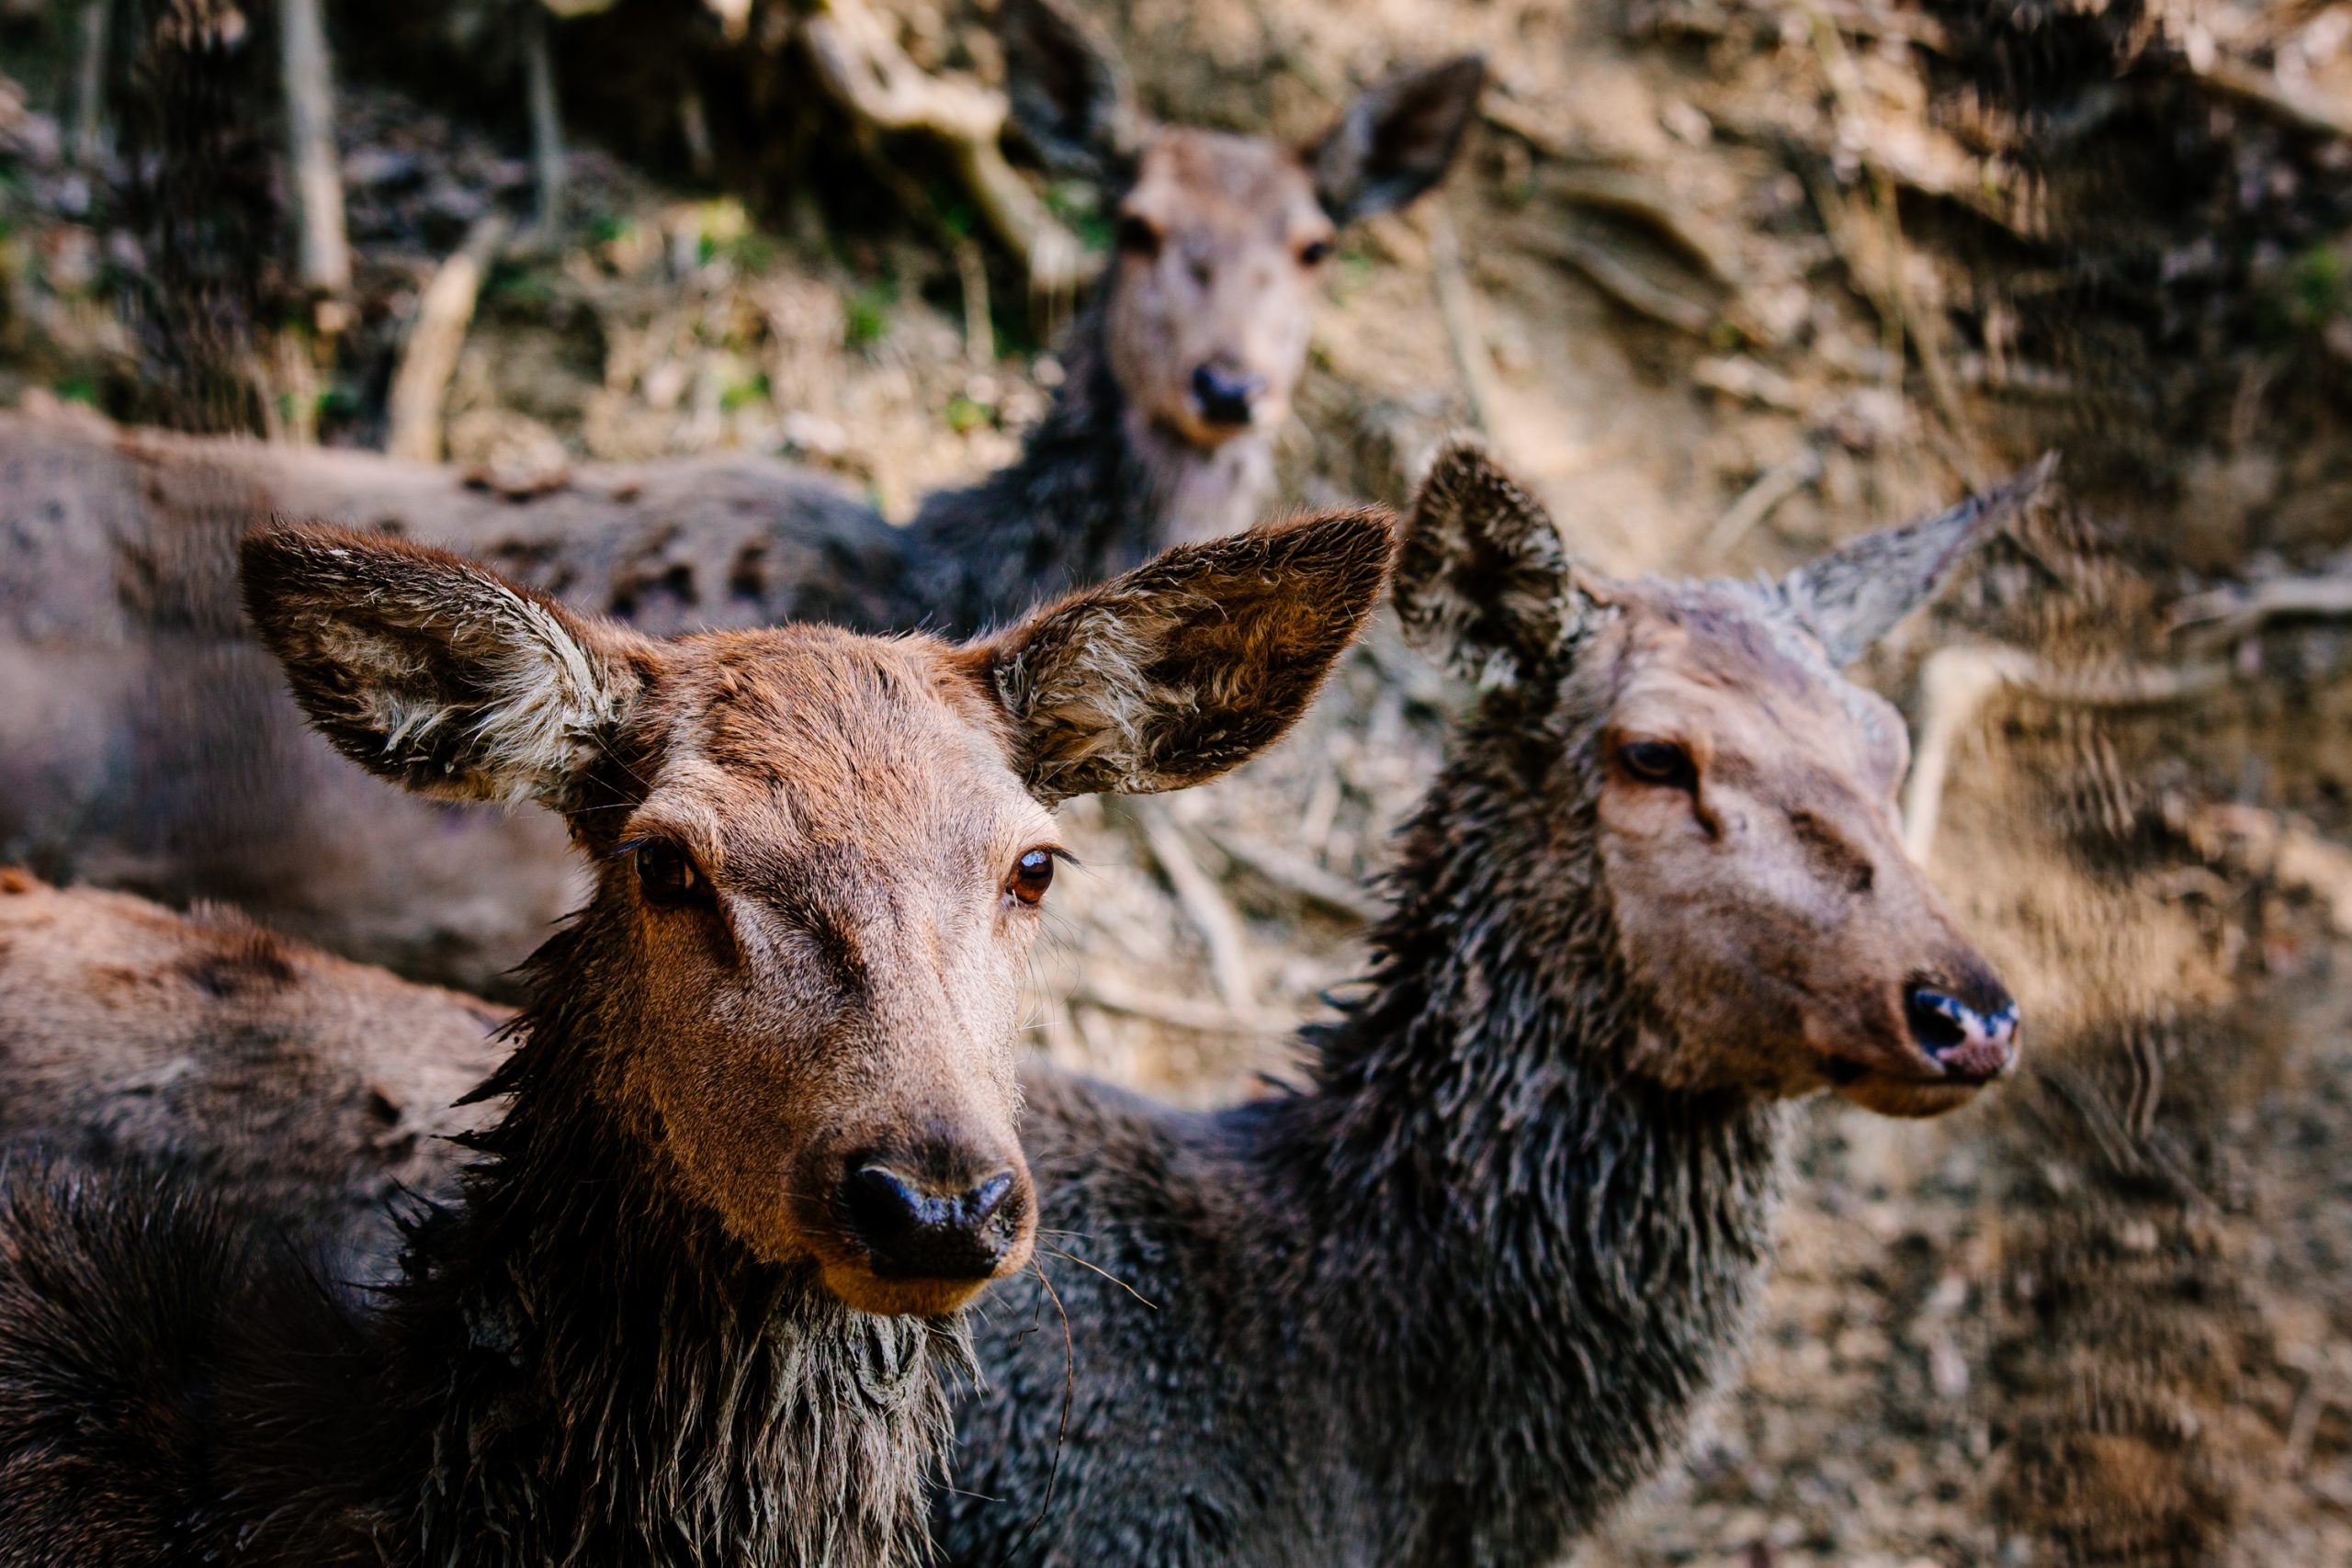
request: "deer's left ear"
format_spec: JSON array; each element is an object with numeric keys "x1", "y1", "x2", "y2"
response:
[
  {"x1": 1308, "y1": 56, "x2": 1486, "y2": 226},
  {"x1": 1779, "y1": 456, "x2": 2057, "y2": 664},
  {"x1": 964, "y1": 508, "x2": 1396, "y2": 803}
]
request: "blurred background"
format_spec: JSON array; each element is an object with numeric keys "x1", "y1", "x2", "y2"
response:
[{"x1": 2, "y1": 0, "x2": 2350, "y2": 1562}]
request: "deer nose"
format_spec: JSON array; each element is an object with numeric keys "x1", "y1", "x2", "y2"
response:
[
  {"x1": 1904, "y1": 979, "x2": 2019, "y2": 1083},
  {"x1": 839, "y1": 1162, "x2": 1022, "y2": 1281},
  {"x1": 1190, "y1": 363, "x2": 1264, "y2": 427}
]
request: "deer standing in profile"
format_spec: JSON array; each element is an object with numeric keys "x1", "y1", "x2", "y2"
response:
[
  {"x1": 0, "y1": 0, "x2": 1481, "y2": 994},
  {"x1": 0, "y1": 506, "x2": 1393, "y2": 1566},
  {"x1": 934, "y1": 448, "x2": 2044, "y2": 1568}
]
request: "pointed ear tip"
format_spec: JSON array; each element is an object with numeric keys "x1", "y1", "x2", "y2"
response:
[
  {"x1": 1424, "y1": 435, "x2": 1498, "y2": 482},
  {"x1": 1973, "y1": 451, "x2": 2062, "y2": 525}
]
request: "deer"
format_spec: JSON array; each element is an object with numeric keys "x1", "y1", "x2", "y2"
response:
[
  {"x1": 0, "y1": 503, "x2": 1395, "y2": 1566},
  {"x1": 932, "y1": 446, "x2": 2045, "y2": 1568},
  {"x1": 0, "y1": 0, "x2": 1481, "y2": 998},
  {"x1": 0, "y1": 873, "x2": 508, "y2": 1280}
]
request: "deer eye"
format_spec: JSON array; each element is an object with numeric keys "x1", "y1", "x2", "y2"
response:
[
  {"x1": 1298, "y1": 238, "x2": 1333, "y2": 266},
  {"x1": 1008, "y1": 847, "x2": 1057, "y2": 907},
  {"x1": 1617, "y1": 739, "x2": 1698, "y2": 791},
  {"x1": 1115, "y1": 215, "x2": 1161, "y2": 259},
  {"x1": 633, "y1": 840, "x2": 713, "y2": 909}
]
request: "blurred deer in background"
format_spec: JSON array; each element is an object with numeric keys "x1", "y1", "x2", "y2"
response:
[{"x1": 0, "y1": 0, "x2": 1479, "y2": 994}]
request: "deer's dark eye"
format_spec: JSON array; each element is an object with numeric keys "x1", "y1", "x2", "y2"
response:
[
  {"x1": 1617, "y1": 739, "x2": 1698, "y2": 792},
  {"x1": 635, "y1": 840, "x2": 713, "y2": 909},
  {"x1": 1008, "y1": 847, "x2": 1057, "y2": 907},
  {"x1": 1298, "y1": 238, "x2": 1333, "y2": 266},
  {"x1": 1115, "y1": 215, "x2": 1161, "y2": 259}
]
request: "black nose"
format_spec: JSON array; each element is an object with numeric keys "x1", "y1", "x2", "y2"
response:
[
  {"x1": 1190, "y1": 363, "x2": 1264, "y2": 427},
  {"x1": 839, "y1": 1163, "x2": 1021, "y2": 1281},
  {"x1": 1904, "y1": 978, "x2": 2019, "y2": 1082}
]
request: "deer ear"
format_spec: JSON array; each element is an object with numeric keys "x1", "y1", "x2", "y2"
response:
[
  {"x1": 1309, "y1": 55, "x2": 1486, "y2": 226},
  {"x1": 967, "y1": 508, "x2": 1396, "y2": 802},
  {"x1": 1001, "y1": 0, "x2": 1143, "y2": 177},
  {"x1": 1398, "y1": 441, "x2": 1586, "y2": 685},
  {"x1": 240, "y1": 522, "x2": 650, "y2": 814},
  {"x1": 1779, "y1": 455, "x2": 2056, "y2": 665}
]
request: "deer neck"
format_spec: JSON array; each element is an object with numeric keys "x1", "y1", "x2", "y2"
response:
[
  {"x1": 903, "y1": 289, "x2": 1277, "y2": 633},
  {"x1": 1266, "y1": 701, "x2": 1788, "y2": 1549},
  {"x1": 378, "y1": 926, "x2": 963, "y2": 1568}
]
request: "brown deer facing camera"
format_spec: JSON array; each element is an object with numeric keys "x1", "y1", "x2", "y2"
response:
[
  {"x1": 938, "y1": 448, "x2": 2043, "y2": 1568},
  {"x1": 0, "y1": 506, "x2": 1393, "y2": 1567}
]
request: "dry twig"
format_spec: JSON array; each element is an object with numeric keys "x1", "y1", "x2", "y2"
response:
[
  {"x1": 1526, "y1": 231, "x2": 1713, "y2": 335},
  {"x1": 1197, "y1": 825, "x2": 1385, "y2": 925},
  {"x1": 1135, "y1": 800, "x2": 1255, "y2": 1014},
  {"x1": 520, "y1": 3, "x2": 567, "y2": 240},
  {"x1": 279, "y1": 0, "x2": 351, "y2": 305},
  {"x1": 1699, "y1": 446, "x2": 1822, "y2": 564},
  {"x1": 1429, "y1": 207, "x2": 1496, "y2": 431},
  {"x1": 1902, "y1": 643, "x2": 2230, "y2": 863},
  {"x1": 386, "y1": 213, "x2": 513, "y2": 464},
  {"x1": 1074, "y1": 972, "x2": 1296, "y2": 1040}
]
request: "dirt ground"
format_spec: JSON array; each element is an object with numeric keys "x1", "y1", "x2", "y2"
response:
[{"x1": 5, "y1": 0, "x2": 2352, "y2": 1562}]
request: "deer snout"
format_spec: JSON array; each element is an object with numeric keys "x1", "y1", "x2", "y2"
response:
[
  {"x1": 839, "y1": 1157, "x2": 1029, "y2": 1284},
  {"x1": 1190, "y1": 361, "x2": 1265, "y2": 428},
  {"x1": 1903, "y1": 975, "x2": 2020, "y2": 1084}
]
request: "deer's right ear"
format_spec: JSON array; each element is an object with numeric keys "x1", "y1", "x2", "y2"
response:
[
  {"x1": 1398, "y1": 442, "x2": 1587, "y2": 686},
  {"x1": 1001, "y1": 0, "x2": 1142, "y2": 177},
  {"x1": 965, "y1": 508, "x2": 1396, "y2": 803},
  {"x1": 240, "y1": 523, "x2": 650, "y2": 814}
]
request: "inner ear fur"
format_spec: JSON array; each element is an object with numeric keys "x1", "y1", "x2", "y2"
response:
[
  {"x1": 240, "y1": 521, "x2": 651, "y2": 813},
  {"x1": 966, "y1": 508, "x2": 1397, "y2": 802},
  {"x1": 1398, "y1": 441, "x2": 1582, "y2": 683}
]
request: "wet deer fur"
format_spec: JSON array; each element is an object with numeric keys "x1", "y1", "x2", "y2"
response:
[
  {"x1": 0, "y1": 507, "x2": 1392, "y2": 1567},
  {"x1": 934, "y1": 448, "x2": 2047, "y2": 1568}
]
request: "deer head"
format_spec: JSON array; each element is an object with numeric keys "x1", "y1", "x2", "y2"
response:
[
  {"x1": 1003, "y1": 0, "x2": 1484, "y2": 451},
  {"x1": 240, "y1": 508, "x2": 1394, "y2": 1313},
  {"x1": 1399, "y1": 448, "x2": 2053, "y2": 1118}
]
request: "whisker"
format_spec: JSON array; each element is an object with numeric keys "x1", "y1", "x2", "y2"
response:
[
  {"x1": 1039, "y1": 1245, "x2": 1156, "y2": 1311},
  {"x1": 988, "y1": 1256, "x2": 1076, "y2": 1568}
]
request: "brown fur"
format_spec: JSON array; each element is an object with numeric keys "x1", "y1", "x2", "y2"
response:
[{"x1": 0, "y1": 877, "x2": 504, "y2": 1271}]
